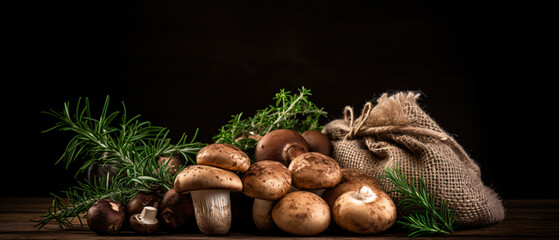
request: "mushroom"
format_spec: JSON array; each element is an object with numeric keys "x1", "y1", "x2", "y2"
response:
[
  {"x1": 242, "y1": 160, "x2": 292, "y2": 232},
  {"x1": 126, "y1": 192, "x2": 160, "y2": 219},
  {"x1": 301, "y1": 130, "x2": 332, "y2": 156},
  {"x1": 288, "y1": 152, "x2": 342, "y2": 196},
  {"x1": 323, "y1": 168, "x2": 382, "y2": 207},
  {"x1": 332, "y1": 185, "x2": 397, "y2": 234},
  {"x1": 129, "y1": 206, "x2": 159, "y2": 234},
  {"x1": 160, "y1": 188, "x2": 194, "y2": 231},
  {"x1": 254, "y1": 129, "x2": 309, "y2": 166},
  {"x1": 196, "y1": 143, "x2": 250, "y2": 173},
  {"x1": 174, "y1": 165, "x2": 243, "y2": 235},
  {"x1": 87, "y1": 199, "x2": 125, "y2": 235},
  {"x1": 271, "y1": 191, "x2": 331, "y2": 236},
  {"x1": 157, "y1": 154, "x2": 184, "y2": 175}
]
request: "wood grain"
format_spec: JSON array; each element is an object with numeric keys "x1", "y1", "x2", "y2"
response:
[{"x1": 1, "y1": 198, "x2": 558, "y2": 239}]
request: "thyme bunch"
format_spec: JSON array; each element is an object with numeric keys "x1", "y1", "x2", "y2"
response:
[
  {"x1": 36, "y1": 96, "x2": 205, "y2": 229},
  {"x1": 212, "y1": 86, "x2": 327, "y2": 158},
  {"x1": 382, "y1": 164, "x2": 458, "y2": 237}
]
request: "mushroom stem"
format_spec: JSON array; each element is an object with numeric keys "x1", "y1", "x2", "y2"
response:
[
  {"x1": 190, "y1": 189, "x2": 232, "y2": 235},
  {"x1": 138, "y1": 206, "x2": 158, "y2": 224},
  {"x1": 285, "y1": 145, "x2": 306, "y2": 164},
  {"x1": 252, "y1": 199, "x2": 276, "y2": 232},
  {"x1": 353, "y1": 185, "x2": 377, "y2": 203}
]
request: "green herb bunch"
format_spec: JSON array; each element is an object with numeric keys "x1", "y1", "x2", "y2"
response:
[
  {"x1": 382, "y1": 164, "x2": 459, "y2": 237},
  {"x1": 35, "y1": 96, "x2": 206, "y2": 229},
  {"x1": 212, "y1": 86, "x2": 327, "y2": 158}
]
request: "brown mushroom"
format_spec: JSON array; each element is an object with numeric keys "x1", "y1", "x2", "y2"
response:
[
  {"x1": 157, "y1": 154, "x2": 183, "y2": 175},
  {"x1": 160, "y1": 188, "x2": 194, "y2": 231},
  {"x1": 129, "y1": 206, "x2": 159, "y2": 234},
  {"x1": 332, "y1": 185, "x2": 397, "y2": 234},
  {"x1": 196, "y1": 143, "x2": 251, "y2": 173},
  {"x1": 242, "y1": 160, "x2": 292, "y2": 232},
  {"x1": 288, "y1": 152, "x2": 342, "y2": 196},
  {"x1": 126, "y1": 192, "x2": 160, "y2": 219},
  {"x1": 254, "y1": 129, "x2": 309, "y2": 165},
  {"x1": 301, "y1": 130, "x2": 332, "y2": 156},
  {"x1": 271, "y1": 191, "x2": 330, "y2": 236},
  {"x1": 323, "y1": 168, "x2": 382, "y2": 207},
  {"x1": 87, "y1": 199, "x2": 125, "y2": 235},
  {"x1": 174, "y1": 165, "x2": 243, "y2": 235}
]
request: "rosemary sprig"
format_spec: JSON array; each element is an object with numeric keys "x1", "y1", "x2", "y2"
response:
[
  {"x1": 212, "y1": 86, "x2": 327, "y2": 157},
  {"x1": 382, "y1": 163, "x2": 458, "y2": 238},
  {"x1": 34, "y1": 176, "x2": 143, "y2": 229},
  {"x1": 37, "y1": 96, "x2": 206, "y2": 228}
]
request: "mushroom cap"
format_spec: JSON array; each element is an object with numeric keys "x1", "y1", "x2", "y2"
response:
[
  {"x1": 255, "y1": 129, "x2": 309, "y2": 165},
  {"x1": 87, "y1": 199, "x2": 125, "y2": 235},
  {"x1": 157, "y1": 154, "x2": 184, "y2": 175},
  {"x1": 160, "y1": 189, "x2": 194, "y2": 229},
  {"x1": 129, "y1": 212, "x2": 159, "y2": 234},
  {"x1": 288, "y1": 152, "x2": 342, "y2": 190},
  {"x1": 301, "y1": 130, "x2": 332, "y2": 156},
  {"x1": 332, "y1": 186, "x2": 397, "y2": 234},
  {"x1": 126, "y1": 192, "x2": 160, "y2": 218},
  {"x1": 196, "y1": 143, "x2": 251, "y2": 172},
  {"x1": 242, "y1": 160, "x2": 292, "y2": 201},
  {"x1": 271, "y1": 191, "x2": 330, "y2": 236},
  {"x1": 323, "y1": 168, "x2": 382, "y2": 207},
  {"x1": 174, "y1": 165, "x2": 243, "y2": 193}
]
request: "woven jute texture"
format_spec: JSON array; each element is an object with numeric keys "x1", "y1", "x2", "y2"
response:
[{"x1": 322, "y1": 92, "x2": 505, "y2": 226}]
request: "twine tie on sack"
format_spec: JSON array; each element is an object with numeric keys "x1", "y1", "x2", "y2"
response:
[
  {"x1": 343, "y1": 103, "x2": 448, "y2": 141},
  {"x1": 343, "y1": 102, "x2": 372, "y2": 140}
]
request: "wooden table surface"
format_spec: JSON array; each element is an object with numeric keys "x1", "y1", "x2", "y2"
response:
[{"x1": 0, "y1": 197, "x2": 557, "y2": 239}]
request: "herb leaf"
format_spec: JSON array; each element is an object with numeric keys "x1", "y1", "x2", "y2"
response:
[
  {"x1": 381, "y1": 163, "x2": 458, "y2": 237},
  {"x1": 36, "y1": 96, "x2": 205, "y2": 229},
  {"x1": 212, "y1": 86, "x2": 327, "y2": 158}
]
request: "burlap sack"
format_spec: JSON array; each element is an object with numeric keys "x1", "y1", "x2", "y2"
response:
[{"x1": 322, "y1": 91, "x2": 505, "y2": 226}]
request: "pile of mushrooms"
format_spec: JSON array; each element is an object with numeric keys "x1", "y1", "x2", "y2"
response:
[
  {"x1": 87, "y1": 191, "x2": 191, "y2": 235},
  {"x1": 86, "y1": 153, "x2": 196, "y2": 236},
  {"x1": 86, "y1": 130, "x2": 397, "y2": 236},
  {"x1": 243, "y1": 129, "x2": 397, "y2": 236}
]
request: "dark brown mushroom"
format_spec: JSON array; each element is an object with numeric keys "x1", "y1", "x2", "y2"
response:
[
  {"x1": 157, "y1": 154, "x2": 184, "y2": 175},
  {"x1": 129, "y1": 206, "x2": 159, "y2": 234},
  {"x1": 301, "y1": 130, "x2": 332, "y2": 156},
  {"x1": 160, "y1": 188, "x2": 194, "y2": 230},
  {"x1": 126, "y1": 192, "x2": 160, "y2": 219},
  {"x1": 87, "y1": 199, "x2": 125, "y2": 235},
  {"x1": 254, "y1": 129, "x2": 309, "y2": 166}
]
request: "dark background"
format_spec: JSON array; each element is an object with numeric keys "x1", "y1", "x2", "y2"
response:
[{"x1": 5, "y1": 1, "x2": 553, "y2": 199}]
